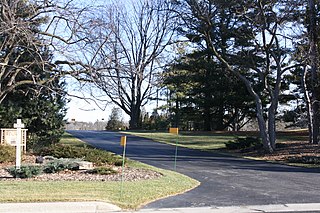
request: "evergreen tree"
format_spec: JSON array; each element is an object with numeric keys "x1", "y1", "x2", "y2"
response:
[
  {"x1": 0, "y1": 0, "x2": 68, "y2": 150},
  {"x1": 0, "y1": 84, "x2": 67, "y2": 150},
  {"x1": 173, "y1": 0, "x2": 301, "y2": 152},
  {"x1": 163, "y1": 51, "x2": 256, "y2": 131},
  {"x1": 106, "y1": 107, "x2": 126, "y2": 130}
]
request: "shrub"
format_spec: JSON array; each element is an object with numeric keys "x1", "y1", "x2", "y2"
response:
[
  {"x1": 225, "y1": 137, "x2": 262, "y2": 150},
  {"x1": 7, "y1": 165, "x2": 42, "y2": 178},
  {"x1": 0, "y1": 145, "x2": 15, "y2": 163},
  {"x1": 43, "y1": 159, "x2": 79, "y2": 173},
  {"x1": 114, "y1": 159, "x2": 125, "y2": 167},
  {"x1": 88, "y1": 166, "x2": 118, "y2": 175},
  {"x1": 40, "y1": 144, "x2": 86, "y2": 159},
  {"x1": 287, "y1": 156, "x2": 320, "y2": 165},
  {"x1": 40, "y1": 144, "x2": 124, "y2": 166}
]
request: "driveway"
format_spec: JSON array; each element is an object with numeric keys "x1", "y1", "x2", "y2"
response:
[{"x1": 67, "y1": 130, "x2": 320, "y2": 209}]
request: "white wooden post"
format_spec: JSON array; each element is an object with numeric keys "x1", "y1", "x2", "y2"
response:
[{"x1": 14, "y1": 119, "x2": 25, "y2": 169}]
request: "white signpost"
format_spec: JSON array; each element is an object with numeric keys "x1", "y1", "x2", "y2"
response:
[{"x1": 13, "y1": 119, "x2": 25, "y2": 169}]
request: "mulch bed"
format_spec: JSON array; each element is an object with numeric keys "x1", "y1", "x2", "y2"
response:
[
  {"x1": 227, "y1": 140, "x2": 320, "y2": 163},
  {"x1": 0, "y1": 155, "x2": 163, "y2": 181},
  {"x1": 0, "y1": 167, "x2": 162, "y2": 181}
]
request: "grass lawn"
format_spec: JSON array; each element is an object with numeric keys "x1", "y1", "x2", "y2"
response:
[
  {"x1": 123, "y1": 130, "x2": 319, "y2": 168},
  {"x1": 0, "y1": 164, "x2": 198, "y2": 209},
  {"x1": 123, "y1": 130, "x2": 310, "y2": 151},
  {"x1": 122, "y1": 131, "x2": 237, "y2": 150},
  {"x1": 59, "y1": 132, "x2": 90, "y2": 147},
  {"x1": 0, "y1": 133, "x2": 199, "y2": 210}
]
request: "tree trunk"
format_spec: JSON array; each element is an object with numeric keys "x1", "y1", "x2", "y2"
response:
[
  {"x1": 174, "y1": 99, "x2": 180, "y2": 128},
  {"x1": 268, "y1": 106, "x2": 277, "y2": 150},
  {"x1": 302, "y1": 66, "x2": 314, "y2": 144},
  {"x1": 129, "y1": 105, "x2": 141, "y2": 129},
  {"x1": 203, "y1": 88, "x2": 212, "y2": 131},
  {"x1": 203, "y1": 107, "x2": 212, "y2": 131},
  {"x1": 256, "y1": 105, "x2": 273, "y2": 153},
  {"x1": 308, "y1": 0, "x2": 320, "y2": 144},
  {"x1": 215, "y1": 105, "x2": 225, "y2": 131},
  {"x1": 236, "y1": 74, "x2": 274, "y2": 153}
]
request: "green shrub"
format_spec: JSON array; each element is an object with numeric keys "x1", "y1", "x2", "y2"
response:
[
  {"x1": 114, "y1": 159, "x2": 125, "y2": 167},
  {"x1": 43, "y1": 159, "x2": 79, "y2": 173},
  {"x1": 0, "y1": 145, "x2": 15, "y2": 163},
  {"x1": 287, "y1": 156, "x2": 320, "y2": 164},
  {"x1": 225, "y1": 136, "x2": 262, "y2": 150},
  {"x1": 6, "y1": 165, "x2": 42, "y2": 178},
  {"x1": 88, "y1": 166, "x2": 118, "y2": 175},
  {"x1": 40, "y1": 144, "x2": 86, "y2": 159},
  {"x1": 40, "y1": 144, "x2": 124, "y2": 166}
]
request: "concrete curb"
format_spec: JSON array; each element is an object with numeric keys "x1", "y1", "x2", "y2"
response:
[
  {"x1": 138, "y1": 203, "x2": 320, "y2": 212},
  {"x1": 0, "y1": 201, "x2": 121, "y2": 213},
  {"x1": 1, "y1": 202, "x2": 320, "y2": 213}
]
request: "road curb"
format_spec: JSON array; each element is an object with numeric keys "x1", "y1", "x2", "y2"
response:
[
  {"x1": 137, "y1": 203, "x2": 320, "y2": 212},
  {"x1": 0, "y1": 201, "x2": 121, "y2": 213},
  {"x1": 1, "y1": 202, "x2": 320, "y2": 213}
]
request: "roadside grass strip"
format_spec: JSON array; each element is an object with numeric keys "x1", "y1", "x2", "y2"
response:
[
  {"x1": 0, "y1": 163, "x2": 199, "y2": 209},
  {"x1": 0, "y1": 133, "x2": 199, "y2": 210}
]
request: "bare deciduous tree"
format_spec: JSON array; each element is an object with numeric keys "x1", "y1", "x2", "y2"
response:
[
  {"x1": 75, "y1": 0, "x2": 176, "y2": 129},
  {"x1": 0, "y1": 0, "x2": 89, "y2": 103}
]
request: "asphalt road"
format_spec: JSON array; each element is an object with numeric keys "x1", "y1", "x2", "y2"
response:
[{"x1": 68, "y1": 130, "x2": 320, "y2": 209}]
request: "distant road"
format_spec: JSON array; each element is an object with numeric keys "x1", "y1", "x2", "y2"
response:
[{"x1": 68, "y1": 130, "x2": 320, "y2": 209}]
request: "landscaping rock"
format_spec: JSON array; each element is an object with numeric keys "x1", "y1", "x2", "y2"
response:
[
  {"x1": 35, "y1": 156, "x2": 56, "y2": 164},
  {"x1": 77, "y1": 161, "x2": 94, "y2": 170},
  {"x1": 35, "y1": 156, "x2": 44, "y2": 164}
]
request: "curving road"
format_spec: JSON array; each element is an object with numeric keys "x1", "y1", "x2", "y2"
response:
[{"x1": 68, "y1": 130, "x2": 320, "y2": 209}]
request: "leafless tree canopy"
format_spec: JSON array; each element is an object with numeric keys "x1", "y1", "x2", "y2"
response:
[
  {"x1": 0, "y1": 0, "x2": 90, "y2": 103},
  {"x1": 73, "y1": 0, "x2": 177, "y2": 128}
]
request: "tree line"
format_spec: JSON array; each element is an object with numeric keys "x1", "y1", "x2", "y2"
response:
[{"x1": 1, "y1": 0, "x2": 320, "y2": 153}]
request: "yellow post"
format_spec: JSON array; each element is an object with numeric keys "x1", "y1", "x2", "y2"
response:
[
  {"x1": 120, "y1": 135, "x2": 127, "y2": 200},
  {"x1": 120, "y1": 136, "x2": 127, "y2": 146},
  {"x1": 169, "y1": 127, "x2": 179, "y2": 135},
  {"x1": 169, "y1": 128, "x2": 179, "y2": 171}
]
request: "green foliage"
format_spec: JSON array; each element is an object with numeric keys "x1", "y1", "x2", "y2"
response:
[
  {"x1": 225, "y1": 137, "x2": 262, "y2": 150},
  {"x1": 0, "y1": 87, "x2": 67, "y2": 151},
  {"x1": 287, "y1": 156, "x2": 320, "y2": 165},
  {"x1": 0, "y1": 0, "x2": 67, "y2": 151},
  {"x1": 106, "y1": 107, "x2": 126, "y2": 130},
  {"x1": 6, "y1": 165, "x2": 42, "y2": 178},
  {"x1": 40, "y1": 144, "x2": 86, "y2": 159},
  {"x1": 88, "y1": 166, "x2": 118, "y2": 175},
  {"x1": 162, "y1": 50, "x2": 256, "y2": 131},
  {"x1": 0, "y1": 145, "x2": 15, "y2": 163},
  {"x1": 40, "y1": 144, "x2": 124, "y2": 166},
  {"x1": 42, "y1": 159, "x2": 80, "y2": 173},
  {"x1": 114, "y1": 159, "x2": 125, "y2": 167},
  {"x1": 141, "y1": 110, "x2": 170, "y2": 130}
]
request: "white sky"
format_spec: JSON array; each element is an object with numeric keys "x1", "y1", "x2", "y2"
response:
[
  {"x1": 65, "y1": 95, "x2": 157, "y2": 123},
  {"x1": 66, "y1": 97, "x2": 109, "y2": 122},
  {"x1": 64, "y1": 77, "x2": 158, "y2": 123}
]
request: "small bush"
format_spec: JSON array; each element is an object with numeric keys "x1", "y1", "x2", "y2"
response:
[
  {"x1": 89, "y1": 166, "x2": 118, "y2": 175},
  {"x1": 40, "y1": 144, "x2": 124, "y2": 166},
  {"x1": 40, "y1": 144, "x2": 86, "y2": 159},
  {"x1": 0, "y1": 145, "x2": 15, "y2": 163},
  {"x1": 7, "y1": 165, "x2": 42, "y2": 178},
  {"x1": 43, "y1": 159, "x2": 79, "y2": 173},
  {"x1": 225, "y1": 137, "x2": 262, "y2": 150},
  {"x1": 287, "y1": 156, "x2": 320, "y2": 165},
  {"x1": 114, "y1": 159, "x2": 125, "y2": 167}
]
